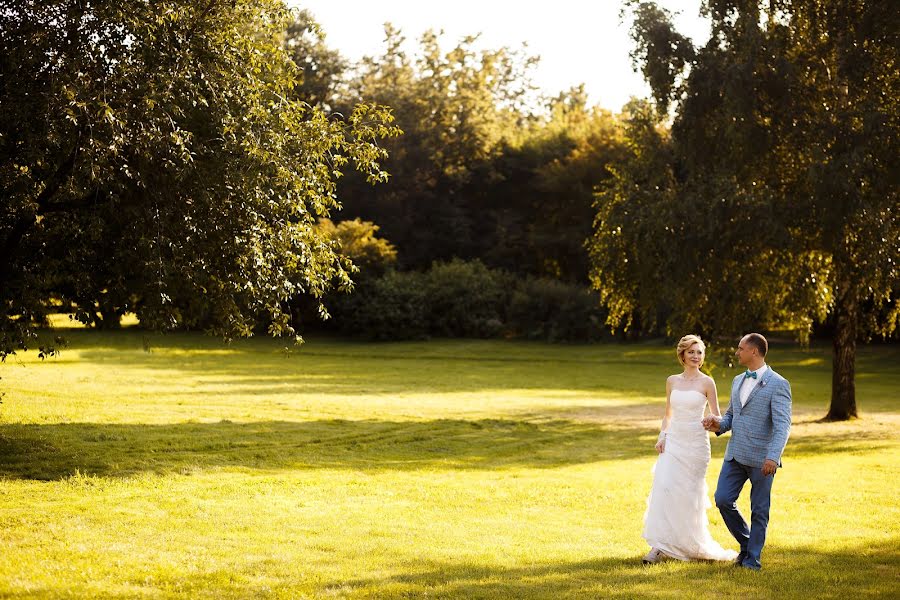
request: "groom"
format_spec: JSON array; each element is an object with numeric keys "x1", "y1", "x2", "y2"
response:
[{"x1": 702, "y1": 333, "x2": 792, "y2": 571}]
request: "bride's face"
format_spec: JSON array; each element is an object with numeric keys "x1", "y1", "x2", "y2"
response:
[{"x1": 684, "y1": 343, "x2": 704, "y2": 368}]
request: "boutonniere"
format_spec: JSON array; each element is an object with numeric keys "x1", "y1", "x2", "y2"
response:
[{"x1": 760, "y1": 380, "x2": 768, "y2": 388}]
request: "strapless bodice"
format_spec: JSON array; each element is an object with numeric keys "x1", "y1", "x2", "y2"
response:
[{"x1": 670, "y1": 389, "x2": 708, "y2": 423}]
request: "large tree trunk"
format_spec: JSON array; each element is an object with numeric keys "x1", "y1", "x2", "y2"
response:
[
  {"x1": 826, "y1": 294, "x2": 858, "y2": 421},
  {"x1": 0, "y1": 133, "x2": 83, "y2": 294}
]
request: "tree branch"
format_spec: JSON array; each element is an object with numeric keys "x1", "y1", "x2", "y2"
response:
[{"x1": 35, "y1": 126, "x2": 84, "y2": 211}]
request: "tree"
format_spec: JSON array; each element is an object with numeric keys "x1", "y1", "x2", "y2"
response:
[
  {"x1": 484, "y1": 87, "x2": 626, "y2": 282},
  {"x1": 589, "y1": 1, "x2": 899, "y2": 419},
  {"x1": 316, "y1": 218, "x2": 397, "y2": 277},
  {"x1": 335, "y1": 29, "x2": 627, "y2": 283},
  {"x1": 282, "y1": 9, "x2": 348, "y2": 109},
  {"x1": 336, "y1": 25, "x2": 540, "y2": 269},
  {"x1": 0, "y1": 0, "x2": 400, "y2": 357}
]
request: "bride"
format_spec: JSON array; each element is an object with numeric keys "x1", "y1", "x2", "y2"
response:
[{"x1": 642, "y1": 334, "x2": 738, "y2": 564}]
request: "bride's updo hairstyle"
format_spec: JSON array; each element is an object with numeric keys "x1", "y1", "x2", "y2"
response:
[{"x1": 676, "y1": 334, "x2": 706, "y2": 366}]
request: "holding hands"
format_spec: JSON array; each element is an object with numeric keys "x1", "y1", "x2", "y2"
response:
[{"x1": 701, "y1": 414, "x2": 721, "y2": 433}]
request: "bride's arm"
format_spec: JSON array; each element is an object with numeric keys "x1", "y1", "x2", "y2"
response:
[
  {"x1": 706, "y1": 378, "x2": 722, "y2": 416},
  {"x1": 656, "y1": 377, "x2": 675, "y2": 453}
]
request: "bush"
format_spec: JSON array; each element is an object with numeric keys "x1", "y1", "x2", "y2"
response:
[
  {"x1": 325, "y1": 260, "x2": 608, "y2": 342},
  {"x1": 423, "y1": 259, "x2": 513, "y2": 338},
  {"x1": 507, "y1": 277, "x2": 606, "y2": 342},
  {"x1": 330, "y1": 270, "x2": 428, "y2": 340},
  {"x1": 317, "y1": 218, "x2": 397, "y2": 277}
]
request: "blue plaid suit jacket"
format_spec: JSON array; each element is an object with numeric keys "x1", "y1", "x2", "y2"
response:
[{"x1": 717, "y1": 367, "x2": 792, "y2": 468}]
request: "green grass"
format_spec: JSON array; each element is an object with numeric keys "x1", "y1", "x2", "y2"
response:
[{"x1": 1, "y1": 327, "x2": 898, "y2": 598}]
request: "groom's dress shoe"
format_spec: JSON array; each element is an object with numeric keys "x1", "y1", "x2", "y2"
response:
[{"x1": 733, "y1": 551, "x2": 761, "y2": 571}]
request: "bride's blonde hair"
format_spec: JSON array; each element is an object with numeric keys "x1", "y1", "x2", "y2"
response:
[{"x1": 676, "y1": 334, "x2": 706, "y2": 366}]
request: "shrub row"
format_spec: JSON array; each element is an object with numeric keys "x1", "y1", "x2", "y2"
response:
[{"x1": 327, "y1": 259, "x2": 608, "y2": 342}]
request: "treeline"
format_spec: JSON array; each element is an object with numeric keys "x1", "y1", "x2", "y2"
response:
[
  {"x1": 2, "y1": 1, "x2": 896, "y2": 418},
  {"x1": 289, "y1": 14, "x2": 626, "y2": 283},
  {"x1": 2, "y1": 1, "x2": 621, "y2": 352},
  {"x1": 284, "y1": 11, "x2": 629, "y2": 341}
]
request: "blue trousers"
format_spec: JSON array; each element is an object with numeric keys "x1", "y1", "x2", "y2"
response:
[{"x1": 714, "y1": 458, "x2": 775, "y2": 570}]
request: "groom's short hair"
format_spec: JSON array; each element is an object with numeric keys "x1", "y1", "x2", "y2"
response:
[{"x1": 745, "y1": 333, "x2": 768, "y2": 357}]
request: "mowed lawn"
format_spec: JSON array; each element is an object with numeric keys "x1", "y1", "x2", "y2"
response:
[{"x1": 1, "y1": 327, "x2": 898, "y2": 599}]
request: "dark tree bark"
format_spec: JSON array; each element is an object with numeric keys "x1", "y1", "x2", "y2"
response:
[
  {"x1": 826, "y1": 292, "x2": 858, "y2": 421},
  {"x1": 0, "y1": 133, "x2": 83, "y2": 292}
]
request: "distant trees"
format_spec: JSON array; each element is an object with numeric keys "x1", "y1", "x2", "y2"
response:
[
  {"x1": 331, "y1": 28, "x2": 628, "y2": 283},
  {"x1": 484, "y1": 87, "x2": 626, "y2": 282},
  {"x1": 589, "y1": 1, "x2": 899, "y2": 419},
  {"x1": 0, "y1": 0, "x2": 399, "y2": 357},
  {"x1": 334, "y1": 26, "x2": 541, "y2": 269},
  {"x1": 282, "y1": 8, "x2": 348, "y2": 109}
]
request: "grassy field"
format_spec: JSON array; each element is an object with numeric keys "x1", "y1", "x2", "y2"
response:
[{"x1": 1, "y1": 326, "x2": 898, "y2": 598}]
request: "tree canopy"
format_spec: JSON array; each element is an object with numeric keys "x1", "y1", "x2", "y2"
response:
[
  {"x1": 331, "y1": 29, "x2": 628, "y2": 282},
  {"x1": 0, "y1": 0, "x2": 399, "y2": 357},
  {"x1": 590, "y1": 0, "x2": 899, "y2": 419},
  {"x1": 332, "y1": 26, "x2": 541, "y2": 269}
]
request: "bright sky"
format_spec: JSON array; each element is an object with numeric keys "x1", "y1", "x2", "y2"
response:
[{"x1": 288, "y1": 1, "x2": 710, "y2": 112}]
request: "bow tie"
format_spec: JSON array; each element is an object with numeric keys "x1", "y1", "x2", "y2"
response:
[{"x1": 743, "y1": 370, "x2": 758, "y2": 380}]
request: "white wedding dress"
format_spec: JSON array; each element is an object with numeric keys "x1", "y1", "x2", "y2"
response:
[{"x1": 642, "y1": 389, "x2": 738, "y2": 561}]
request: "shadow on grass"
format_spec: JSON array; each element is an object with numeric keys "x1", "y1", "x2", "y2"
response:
[
  {"x1": 342, "y1": 538, "x2": 900, "y2": 598},
  {"x1": 307, "y1": 538, "x2": 900, "y2": 599},
  {"x1": 165, "y1": 537, "x2": 897, "y2": 599},
  {"x1": 0, "y1": 418, "x2": 659, "y2": 480},
  {"x1": 8, "y1": 537, "x2": 898, "y2": 598},
  {"x1": 20, "y1": 330, "x2": 900, "y2": 413},
  {"x1": 1, "y1": 415, "x2": 892, "y2": 482},
  {"x1": 513, "y1": 404, "x2": 898, "y2": 455}
]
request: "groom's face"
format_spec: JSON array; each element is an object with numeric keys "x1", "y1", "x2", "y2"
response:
[{"x1": 735, "y1": 337, "x2": 754, "y2": 366}]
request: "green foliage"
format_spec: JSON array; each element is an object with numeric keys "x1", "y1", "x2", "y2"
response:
[
  {"x1": 331, "y1": 270, "x2": 429, "y2": 341},
  {"x1": 588, "y1": 99, "x2": 677, "y2": 335},
  {"x1": 508, "y1": 277, "x2": 607, "y2": 342},
  {"x1": 0, "y1": 0, "x2": 400, "y2": 357},
  {"x1": 621, "y1": 1, "x2": 695, "y2": 113},
  {"x1": 330, "y1": 260, "x2": 604, "y2": 342},
  {"x1": 591, "y1": 1, "x2": 899, "y2": 417},
  {"x1": 336, "y1": 27, "x2": 543, "y2": 269},
  {"x1": 329, "y1": 260, "x2": 511, "y2": 341},
  {"x1": 423, "y1": 259, "x2": 513, "y2": 338},
  {"x1": 317, "y1": 218, "x2": 398, "y2": 277},
  {"x1": 482, "y1": 88, "x2": 627, "y2": 282},
  {"x1": 590, "y1": 99, "x2": 829, "y2": 339}
]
